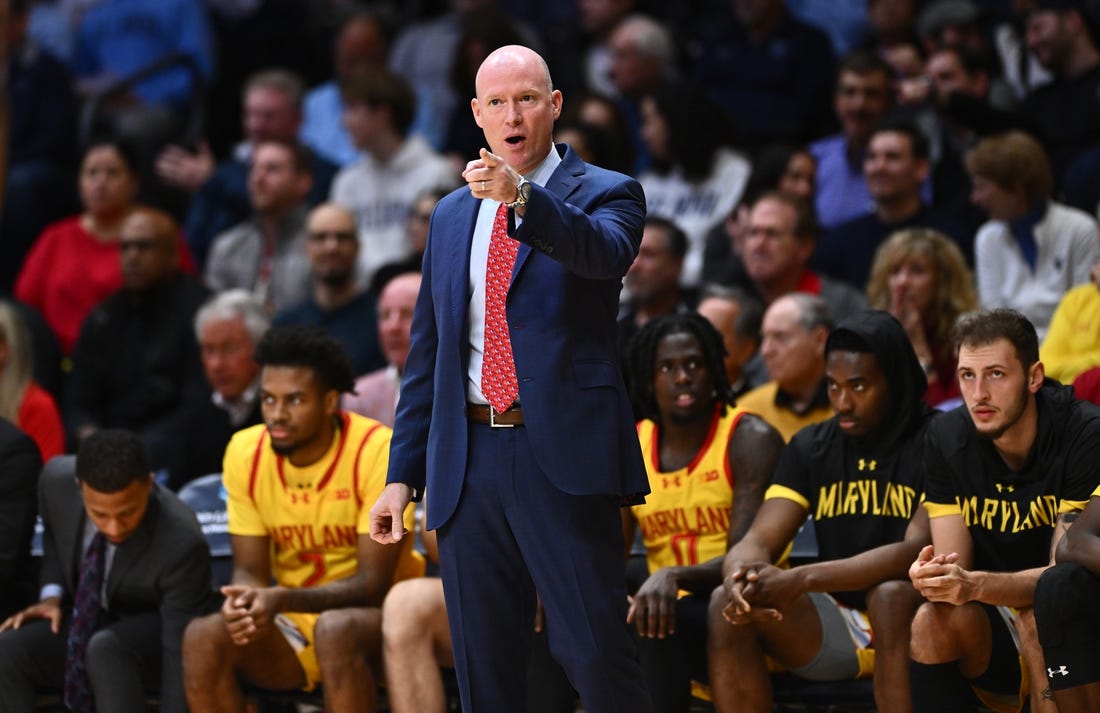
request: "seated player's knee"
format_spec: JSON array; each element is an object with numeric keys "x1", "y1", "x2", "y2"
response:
[
  {"x1": 183, "y1": 612, "x2": 232, "y2": 669},
  {"x1": 866, "y1": 580, "x2": 921, "y2": 642},
  {"x1": 707, "y1": 583, "x2": 731, "y2": 632},
  {"x1": 912, "y1": 601, "x2": 990, "y2": 664},
  {"x1": 315, "y1": 607, "x2": 380, "y2": 660},
  {"x1": 1034, "y1": 563, "x2": 1088, "y2": 633},
  {"x1": 867, "y1": 579, "x2": 919, "y2": 610},
  {"x1": 910, "y1": 601, "x2": 946, "y2": 662},
  {"x1": 382, "y1": 578, "x2": 444, "y2": 645}
]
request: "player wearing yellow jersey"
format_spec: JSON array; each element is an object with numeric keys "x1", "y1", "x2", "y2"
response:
[
  {"x1": 182, "y1": 326, "x2": 415, "y2": 713},
  {"x1": 623, "y1": 313, "x2": 783, "y2": 713}
]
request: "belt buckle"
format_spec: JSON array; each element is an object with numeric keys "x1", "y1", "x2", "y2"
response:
[{"x1": 488, "y1": 405, "x2": 514, "y2": 428}]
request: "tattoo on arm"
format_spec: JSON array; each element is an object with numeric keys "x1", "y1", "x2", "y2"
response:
[{"x1": 1042, "y1": 687, "x2": 1054, "y2": 702}]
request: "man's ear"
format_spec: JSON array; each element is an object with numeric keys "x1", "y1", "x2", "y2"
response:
[
  {"x1": 812, "y1": 325, "x2": 829, "y2": 357},
  {"x1": 915, "y1": 157, "x2": 930, "y2": 184},
  {"x1": 471, "y1": 98, "x2": 484, "y2": 129},
  {"x1": 297, "y1": 172, "x2": 314, "y2": 200},
  {"x1": 1029, "y1": 361, "x2": 1045, "y2": 393},
  {"x1": 324, "y1": 388, "x2": 341, "y2": 416}
]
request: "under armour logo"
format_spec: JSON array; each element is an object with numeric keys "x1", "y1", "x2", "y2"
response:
[
  {"x1": 1048, "y1": 666, "x2": 1070, "y2": 677},
  {"x1": 858, "y1": 459, "x2": 877, "y2": 471},
  {"x1": 995, "y1": 483, "x2": 1015, "y2": 493},
  {"x1": 661, "y1": 476, "x2": 682, "y2": 489},
  {"x1": 290, "y1": 492, "x2": 311, "y2": 505}
]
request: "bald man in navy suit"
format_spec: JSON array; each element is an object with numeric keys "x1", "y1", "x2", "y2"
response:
[{"x1": 370, "y1": 45, "x2": 653, "y2": 713}]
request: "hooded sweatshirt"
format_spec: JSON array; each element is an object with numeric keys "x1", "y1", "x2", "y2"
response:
[{"x1": 765, "y1": 310, "x2": 935, "y2": 609}]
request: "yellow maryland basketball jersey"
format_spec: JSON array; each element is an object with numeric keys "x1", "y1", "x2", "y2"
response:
[
  {"x1": 631, "y1": 406, "x2": 746, "y2": 574},
  {"x1": 223, "y1": 411, "x2": 420, "y2": 588}
]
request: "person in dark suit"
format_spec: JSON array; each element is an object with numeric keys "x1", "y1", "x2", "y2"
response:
[
  {"x1": 0, "y1": 419, "x2": 42, "y2": 620},
  {"x1": 0, "y1": 429, "x2": 217, "y2": 713},
  {"x1": 370, "y1": 44, "x2": 654, "y2": 713}
]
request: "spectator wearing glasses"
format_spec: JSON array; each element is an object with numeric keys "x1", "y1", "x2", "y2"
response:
[{"x1": 273, "y1": 203, "x2": 385, "y2": 376}]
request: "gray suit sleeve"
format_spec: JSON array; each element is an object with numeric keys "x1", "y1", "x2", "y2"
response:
[{"x1": 156, "y1": 519, "x2": 216, "y2": 713}]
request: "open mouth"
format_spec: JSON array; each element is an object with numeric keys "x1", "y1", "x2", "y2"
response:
[
  {"x1": 505, "y1": 135, "x2": 525, "y2": 145},
  {"x1": 674, "y1": 393, "x2": 696, "y2": 408}
]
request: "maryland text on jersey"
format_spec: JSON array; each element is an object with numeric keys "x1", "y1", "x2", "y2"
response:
[
  {"x1": 957, "y1": 493, "x2": 1060, "y2": 534},
  {"x1": 269, "y1": 523, "x2": 358, "y2": 551},
  {"x1": 636, "y1": 505, "x2": 731, "y2": 541},
  {"x1": 814, "y1": 479, "x2": 918, "y2": 521}
]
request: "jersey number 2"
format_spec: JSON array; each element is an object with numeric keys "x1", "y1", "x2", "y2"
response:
[{"x1": 299, "y1": 552, "x2": 326, "y2": 587}]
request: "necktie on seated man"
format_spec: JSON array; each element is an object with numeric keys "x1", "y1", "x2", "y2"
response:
[
  {"x1": 65, "y1": 531, "x2": 106, "y2": 713},
  {"x1": 481, "y1": 203, "x2": 520, "y2": 413}
]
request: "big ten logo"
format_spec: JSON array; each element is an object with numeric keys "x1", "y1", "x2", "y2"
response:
[{"x1": 335, "y1": 488, "x2": 352, "y2": 500}]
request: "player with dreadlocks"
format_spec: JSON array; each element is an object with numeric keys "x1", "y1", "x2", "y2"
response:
[{"x1": 622, "y1": 312, "x2": 784, "y2": 713}]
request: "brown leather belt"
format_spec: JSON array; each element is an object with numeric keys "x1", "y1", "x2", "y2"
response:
[{"x1": 467, "y1": 403, "x2": 524, "y2": 427}]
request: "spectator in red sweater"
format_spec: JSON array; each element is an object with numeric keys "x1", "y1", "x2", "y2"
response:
[{"x1": 14, "y1": 139, "x2": 195, "y2": 353}]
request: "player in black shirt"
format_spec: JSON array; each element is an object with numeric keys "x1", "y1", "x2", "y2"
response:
[
  {"x1": 910, "y1": 309, "x2": 1100, "y2": 713},
  {"x1": 708, "y1": 310, "x2": 935, "y2": 713}
]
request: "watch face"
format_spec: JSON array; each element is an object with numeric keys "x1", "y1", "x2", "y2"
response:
[{"x1": 519, "y1": 180, "x2": 532, "y2": 202}]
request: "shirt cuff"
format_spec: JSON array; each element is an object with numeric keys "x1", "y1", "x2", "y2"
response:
[{"x1": 40, "y1": 584, "x2": 63, "y2": 602}]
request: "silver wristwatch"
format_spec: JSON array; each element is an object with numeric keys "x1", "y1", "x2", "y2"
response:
[{"x1": 507, "y1": 178, "x2": 532, "y2": 208}]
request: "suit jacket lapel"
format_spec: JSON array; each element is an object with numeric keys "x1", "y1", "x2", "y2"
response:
[
  {"x1": 62, "y1": 495, "x2": 87, "y2": 595},
  {"x1": 511, "y1": 147, "x2": 583, "y2": 284},
  {"x1": 449, "y1": 195, "x2": 479, "y2": 338}
]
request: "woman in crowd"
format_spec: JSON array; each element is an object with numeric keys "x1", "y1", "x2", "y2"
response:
[
  {"x1": 637, "y1": 79, "x2": 751, "y2": 287},
  {"x1": 0, "y1": 300, "x2": 64, "y2": 460},
  {"x1": 867, "y1": 227, "x2": 977, "y2": 408},
  {"x1": 15, "y1": 138, "x2": 194, "y2": 354}
]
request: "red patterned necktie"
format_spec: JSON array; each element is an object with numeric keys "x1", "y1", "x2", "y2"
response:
[
  {"x1": 481, "y1": 203, "x2": 519, "y2": 412},
  {"x1": 65, "y1": 531, "x2": 105, "y2": 713}
]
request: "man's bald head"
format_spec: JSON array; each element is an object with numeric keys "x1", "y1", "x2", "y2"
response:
[
  {"x1": 306, "y1": 203, "x2": 359, "y2": 287},
  {"x1": 475, "y1": 45, "x2": 554, "y2": 98},
  {"x1": 307, "y1": 202, "x2": 357, "y2": 234},
  {"x1": 120, "y1": 208, "x2": 179, "y2": 291},
  {"x1": 378, "y1": 272, "x2": 422, "y2": 372}
]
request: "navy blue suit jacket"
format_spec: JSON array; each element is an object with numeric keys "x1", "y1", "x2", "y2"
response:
[{"x1": 388, "y1": 145, "x2": 650, "y2": 530}]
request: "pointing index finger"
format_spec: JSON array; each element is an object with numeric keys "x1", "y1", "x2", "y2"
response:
[{"x1": 480, "y1": 148, "x2": 502, "y2": 166}]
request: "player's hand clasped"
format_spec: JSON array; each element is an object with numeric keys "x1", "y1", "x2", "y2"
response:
[
  {"x1": 220, "y1": 584, "x2": 280, "y2": 646},
  {"x1": 463, "y1": 148, "x2": 523, "y2": 205},
  {"x1": 909, "y1": 544, "x2": 971, "y2": 604}
]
